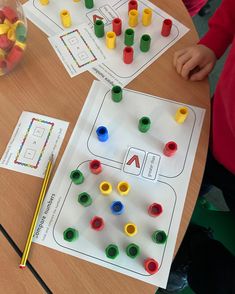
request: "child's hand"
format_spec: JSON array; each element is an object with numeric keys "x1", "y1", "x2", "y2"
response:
[{"x1": 173, "y1": 45, "x2": 216, "y2": 81}]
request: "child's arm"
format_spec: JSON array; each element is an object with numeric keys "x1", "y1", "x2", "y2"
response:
[{"x1": 174, "y1": 0, "x2": 235, "y2": 81}]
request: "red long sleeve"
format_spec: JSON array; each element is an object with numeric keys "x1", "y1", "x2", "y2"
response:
[{"x1": 198, "y1": 0, "x2": 235, "y2": 174}]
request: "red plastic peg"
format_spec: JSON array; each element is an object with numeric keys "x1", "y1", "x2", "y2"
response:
[
  {"x1": 90, "y1": 216, "x2": 104, "y2": 231},
  {"x1": 2, "y1": 6, "x2": 18, "y2": 23},
  {"x1": 6, "y1": 45, "x2": 23, "y2": 65},
  {"x1": 123, "y1": 46, "x2": 134, "y2": 64},
  {"x1": 161, "y1": 19, "x2": 172, "y2": 37},
  {"x1": 128, "y1": 0, "x2": 138, "y2": 12},
  {"x1": 148, "y1": 203, "x2": 163, "y2": 217},
  {"x1": 112, "y1": 18, "x2": 122, "y2": 36},
  {"x1": 0, "y1": 34, "x2": 13, "y2": 49},
  {"x1": 144, "y1": 258, "x2": 159, "y2": 275},
  {"x1": 163, "y1": 141, "x2": 178, "y2": 157},
  {"x1": 89, "y1": 159, "x2": 102, "y2": 174}
]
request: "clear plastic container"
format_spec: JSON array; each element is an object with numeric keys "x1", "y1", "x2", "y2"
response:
[{"x1": 0, "y1": 0, "x2": 27, "y2": 76}]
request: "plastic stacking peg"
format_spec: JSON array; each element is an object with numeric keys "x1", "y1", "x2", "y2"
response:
[
  {"x1": 123, "y1": 46, "x2": 134, "y2": 64},
  {"x1": 90, "y1": 216, "x2": 105, "y2": 231},
  {"x1": 161, "y1": 19, "x2": 172, "y2": 37},
  {"x1": 70, "y1": 169, "x2": 84, "y2": 185},
  {"x1": 60, "y1": 10, "x2": 71, "y2": 28},
  {"x1": 126, "y1": 243, "x2": 140, "y2": 258},
  {"x1": 63, "y1": 228, "x2": 79, "y2": 242},
  {"x1": 175, "y1": 106, "x2": 189, "y2": 124},
  {"x1": 106, "y1": 31, "x2": 116, "y2": 49},
  {"x1": 85, "y1": 0, "x2": 94, "y2": 9},
  {"x1": 128, "y1": 9, "x2": 138, "y2": 27},
  {"x1": 138, "y1": 116, "x2": 151, "y2": 133},
  {"x1": 148, "y1": 203, "x2": 163, "y2": 217},
  {"x1": 94, "y1": 20, "x2": 104, "y2": 38},
  {"x1": 99, "y1": 181, "x2": 112, "y2": 195},
  {"x1": 124, "y1": 28, "x2": 134, "y2": 46},
  {"x1": 78, "y1": 192, "x2": 92, "y2": 207},
  {"x1": 112, "y1": 85, "x2": 123, "y2": 102},
  {"x1": 124, "y1": 223, "x2": 137, "y2": 237},
  {"x1": 110, "y1": 201, "x2": 125, "y2": 215},
  {"x1": 96, "y1": 126, "x2": 109, "y2": 142},
  {"x1": 112, "y1": 18, "x2": 122, "y2": 36},
  {"x1": 105, "y1": 244, "x2": 119, "y2": 259},
  {"x1": 89, "y1": 159, "x2": 102, "y2": 174},
  {"x1": 117, "y1": 181, "x2": 131, "y2": 196},
  {"x1": 39, "y1": 0, "x2": 49, "y2": 5},
  {"x1": 128, "y1": 0, "x2": 138, "y2": 13},
  {"x1": 142, "y1": 8, "x2": 152, "y2": 26},
  {"x1": 163, "y1": 141, "x2": 178, "y2": 157},
  {"x1": 140, "y1": 34, "x2": 151, "y2": 52},
  {"x1": 152, "y1": 230, "x2": 167, "y2": 244},
  {"x1": 144, "y1": 258, "x2": 159, "y2": 274}
]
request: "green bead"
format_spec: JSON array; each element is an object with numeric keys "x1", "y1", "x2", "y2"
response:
[
  {"x1": 152, "y1": 230, "x2": 167, "y2": 244},
  {"x1": 138, "y1": 116, "x2": 151, "y2": 133},
  {"x1": 94, "y1": 20, "x2": 104, "y2": 38},
  {"x1": 16, "y1": 23, "x2": 27, "y2": 43},
  {"x1": 85, "y1": 0, "x2": 94, "y2": 9},
  {"x1": 63, "y1": 228, "x2": 79, "y2": 242},
  {"x1": 124, "y1": 28, "x2": 134, "y2": 46},
  {"x1": 126, "y1": 243, "x2": 140, "y2": 258},
  {"x1": 112, "y1": 85, "x2": 122, "y2": 102},
  {"x1": 140, "y1": 34, "x2": 151, "y2": 52},
  {"x1": 105, "y1": 244, "x2": 119, "y2": 259},
  {"x1": 70, "y1": 169, "x2": 84, "y2": 185},
  {"x1": 78, "y1": 192, "x2": 92, "y2": 207}
]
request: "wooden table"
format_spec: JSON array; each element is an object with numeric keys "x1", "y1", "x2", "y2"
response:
[{"x1": 0, "y1": 0, "x2": 210, "y2": 293}]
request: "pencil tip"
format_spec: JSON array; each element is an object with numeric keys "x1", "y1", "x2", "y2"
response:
[{"x1": 49, "y1": 154, "x2": 54, "y2": 162}]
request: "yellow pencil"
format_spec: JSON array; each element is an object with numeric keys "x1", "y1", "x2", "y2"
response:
[{"x1": 19, "y1": 154, "x2": 54, "y2": 269}]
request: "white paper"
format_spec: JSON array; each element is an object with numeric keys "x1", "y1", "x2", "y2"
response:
[
  {"x1": 0, "y1": 112, "x2": 69, "y2": 178},
  {"x1": 32, "y1": 81, "x2": 205, "y2": 288},
  {"x1": 49, "y1": 24, "x2": 109, "y2": 77}
]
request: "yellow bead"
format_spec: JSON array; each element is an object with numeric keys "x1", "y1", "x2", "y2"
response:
[
  {"x1": 106, "y1": 31, "x2": 116, "y2": 49},
  {"x1": 39, "y1": 0, "x2": 49, "y2": 5},
  {"x1": 99, "y1": 181, "x2": 112, "y2": 195},
  {"x1": 124, "y1": 223, "x2": 137, "y2": 237},
  {"x1": 0, "y1": 24, "x2": 10, "y2": 35},
  {"x1": 142, "y1": 8, "x2": 152, "y2": 26},
  {"x1": 15, "y1": 40, "x2": 27, "y2": 50},
  {"x1": 4, "y1": 19, "x2": 12, "y2": 28},
  {"x1": 128, "y1": 9, "x2": 138, "y2": 27},
  {"x1": 117, "y1": 181, "x2": 131, "y2": 196},
  {"x1": 7, "y1": 28, "x2": 16, "y2": 41},
  {"x1": 175, "y1": 107, "x2": 189, "y2": 124},
  {"x1": 60, "y1": 10, "x2": 72, "y2": 28}
]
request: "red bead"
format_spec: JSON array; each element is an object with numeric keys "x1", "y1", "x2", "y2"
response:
[
  {"x1": 128, "y1": 0, "x2": 138, "y2": 12},
  {"x1": 112, "y1": 18, "x2": 122, "y2": 36},
  {"x1": 144, "y1": 258, "x2": 159, "y2": 275},
  {"x1": 163, "y1": 141, "x2": 177, "y2": 157},
  {"x1": 123, "y1": 46, "x2": 133, "y2": 64},
  {"x1": 0, "y1": 34, "x2": 12, "y2": 49},
  {"x1": 6, "y1": 45, "x2": 23, "y2": 65},
  {"x1": 148, "y1": 203, "x2": 163, "y2": 217},
  {"x1": 90, "y1": 216, "x2": 104, "y2": 231},
  {"x1": 89, "y1": 159, "x2": 102, "y2": 174},
  {"x1": 2, "y1": 6, "x2": 18, "y2": 23},
  {"x1": 161, "y1": 19, "x2": 172, "y2": 37}
]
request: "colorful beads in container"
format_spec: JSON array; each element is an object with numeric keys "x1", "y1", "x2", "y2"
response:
[{"x1": 0, "y1": 0, "x2": 27, "y2": 76}]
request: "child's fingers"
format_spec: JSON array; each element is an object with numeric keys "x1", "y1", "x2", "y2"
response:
[
  {"x1": 181, "y1": 57, "x2": 200, "y2": 79},
  {"x1": 173, "y1": 48, "x2": 189, "y2": 67},
  {"x1": 175, "y1": 53, "x2": 192, "y2": 75},
  {"x1": 190, "y1": 63, "x2": 213, "y2": 81}
]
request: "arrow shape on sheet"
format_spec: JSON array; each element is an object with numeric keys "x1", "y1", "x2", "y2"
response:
[
  {"x1": 126, "y1": 155, "x2": 140, "y2": 168},
  {"x1": 93, "y1": 14, "x2": 103, "y2": 23}
]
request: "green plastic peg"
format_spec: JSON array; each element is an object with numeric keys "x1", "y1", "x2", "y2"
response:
[
  {"x1": 105, "y1": 244, "x2": 119, "y2": 259},
  {"x1": 16, "y1": 23, "x2": 27, "y2": 43},
  {"x1": 152, "y1": 230, "x2": 167, "y2": 244},
  {"x1": 94, "y1": 20, "x2": 104, "y2": 38},
  {"x1": 63, "y1": 228, "x2": 79, "y2": 242},
  {"x1": 140, "y1": 34, "x2": 151, "y2": 52},
  {"x1": 126, "y1": 243, "x2": 140, "y2": 258},
  {"x1": 112, "y1": 85, "x2": 123, "y2": 102},
  {"x1": 78, "y1": 192, "x2": 92, "y2": 207},
  {"x1": 138, "y1": 116, "x2": 151, "y2": 133},
  {"x1": 70, "y1": 169, "x2": 84, "y2": 185},
  {"x1": 124, "y1": 28, "x2": 134, "y2": 46},
  {"x1": 85, "y1": 0, "x2": 94, "y2": 9}
]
